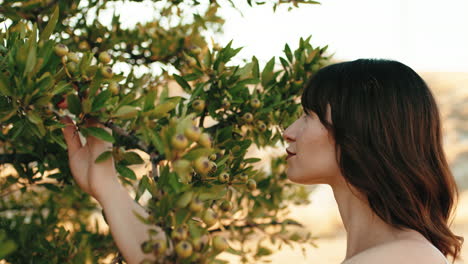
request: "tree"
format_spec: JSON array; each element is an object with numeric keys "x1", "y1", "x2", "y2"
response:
[{"x1": 0, "y1": 0, "x2": 330, "y2": 263}]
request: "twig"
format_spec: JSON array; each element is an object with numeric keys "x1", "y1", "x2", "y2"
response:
[{"x1": 208, "y1": 218, "x2": 304, "y2": 234}]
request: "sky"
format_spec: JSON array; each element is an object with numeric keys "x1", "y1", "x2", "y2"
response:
[
  {"x1": 215, "y1": 0, "x2": 468, "y2": 72},
  {"x1": 100, "y1": 0, "x2": 468, "y2": 73}
]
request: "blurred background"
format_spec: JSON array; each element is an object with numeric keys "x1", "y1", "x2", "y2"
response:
[
  {"x1": 216, "y1": 0, "x2": 468, "y2": 263},
  {"x1": 3, "y1": 0, "x2": 467, "y2": 263},
  {"x1": 111, "y1": 0, "x2": 468, "y2": 262},
  {"x1": 66, "y1": 0, "x2": 468, "y2": 262}
]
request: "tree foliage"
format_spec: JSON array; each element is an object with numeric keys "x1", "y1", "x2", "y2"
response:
[{"x1": 0, "y1": 0, "x2": 331, "y2": 263}]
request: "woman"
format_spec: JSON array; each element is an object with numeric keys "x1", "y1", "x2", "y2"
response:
[
  {"x1": 61, "y1": 58, "x2": 463, "y2": 264},
  {"x1": 283, "y1": 58, "x2": 463, "y2": 263}
]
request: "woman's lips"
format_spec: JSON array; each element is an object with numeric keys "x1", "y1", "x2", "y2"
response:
[{"x1": 286, "y1": 154, "x2": 296, "y2": 160}]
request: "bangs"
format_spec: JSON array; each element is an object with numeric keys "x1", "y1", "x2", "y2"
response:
[{"x1": 301, "y1": 61, "x2": 347, "y2": 127}]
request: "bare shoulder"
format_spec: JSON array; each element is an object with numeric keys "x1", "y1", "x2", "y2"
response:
[{"x1": 343, "y1": 239, "x2": 447, "y2": 264}]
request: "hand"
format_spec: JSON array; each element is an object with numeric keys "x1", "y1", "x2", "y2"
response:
[{"x1": 60, "y1": 115, "x2": 119, "y2": 201}]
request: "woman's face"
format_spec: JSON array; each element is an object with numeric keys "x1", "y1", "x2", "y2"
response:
[{"x1": 282, "y1": 105, "x2": 341, "y2": 185}]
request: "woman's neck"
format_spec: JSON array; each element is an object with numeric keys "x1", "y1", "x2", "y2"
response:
[{"x1": 329, "y1": 177, "x2": 422, "y2": 261}]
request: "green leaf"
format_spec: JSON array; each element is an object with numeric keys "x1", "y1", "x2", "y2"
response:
[
  {"x1": 252, "y1": 56, "x2": 259, "y2": 79},
  {"x1": 261, "y1": 57, "x2": 275, "y2": 87},
  {"x1": 113, "y1": 105, "x2": 138, "y2": 119},
  {"x1": 182, "y1": 148, "x2": 214, "y2": 161},
  {"x1": 132, "y1": 210, "x2": 151, "y2": 224},
  {"x1": 85, "y1": 64, "x2": 102, "y2": 97},
  {"x1": 255, "y1": 246, "x2": 273, "y2": 257},
  {"x1": 146, "y1": 127, "x2": 165, "y2": 155},
  {"x1": 27, "y1": 111, "x2": 43, "y2": 125},
  {"x1": 143, "y1": 90, "x2": 157, "y2": 112},
  {"x1": 91, "y1": 89, "x2": 111, "y2": 112},
  {"x1": 38, "y1": 183, "x2": 61, "y2": 192},
  {"x1": 279, "y1": 57, "x2": 290, "y2": 70},
  {"x1": 82, "y1": 127, "x2": 115, "y2": 143},
  {"x1": 95, "y1": 150, "x2": 113, "y2": 163},
  {"x1": 173, "y1": 74, "x2": 191, "y2": 92},
  {"x1": 66, "y1": 93, "x2": 82, "y2": 116},
  {"x1": 0, "y1": 239, "x2": 17, "y2": 259},
  {"x1": 135, "y1": 175, "x2": 151, "y2": 201},
  {"x1": 175, "y1": 208, "x2": 190, "y2": 225},
  {"x1": 168, "y1": 172, "x2": 184, "y2": 193},
  {"x1": 149, "y1": 100, "x2": 178, "y2": 118},
  {"x1": 116, "y1": 164, "x2": 137, "y2": 180},
  {"x1": 52, "y1": 81, "x2": 72, "y2": 95},
  {"x1": 235, "y1": 62, "x2": 253, "y2": 79},
  {"x1": 39, "y1": 5, "x2": 59, "y2": 42},
  {"x1": 197, "y1": 184, "x2": 228, "y2": 201},
  {"x1": 24, "y1": 24, "x2": 37, "y2": 77},
  {"x1": 123, "y1": 151, "x2": 144, "y2": 165},
  {"x1": 244, "y1": 158, "x2": 261, "y2": 163},
  {"x1": 217, "y1": 125, "x2": 232, "y2": 143},
  {"x1": 0, "y1": 72, "x2": 12, "y2": 96},
  {"x1": 284, "y1": 44, "x2": 293, "y2": 62}
]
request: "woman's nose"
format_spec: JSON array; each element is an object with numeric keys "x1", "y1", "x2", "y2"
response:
[{"x1": 282, "y1": 127, "x2": 295, "y2": 142}]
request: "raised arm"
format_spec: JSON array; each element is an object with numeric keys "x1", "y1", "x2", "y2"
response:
[{"x1": 60, "y1": 116, "x2": 162, "y2": 264}]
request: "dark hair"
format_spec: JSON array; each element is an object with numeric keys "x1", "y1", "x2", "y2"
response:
[{"x1": 301, "y1": 58, "x2": 463, "y2": 262}]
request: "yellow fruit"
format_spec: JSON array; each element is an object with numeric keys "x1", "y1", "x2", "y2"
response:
[
  {"x1": 247, "y1": 179, "x2": 256, "y2": 190},
  {"x1": 197, "y1": 133, "x2": 211, "y2": 148},
  {"x1": 173, "y1": 159, "x2": 191, "y2": 175},
  {"x1": 193, "y1": 156, "x2": 211, "y2": 175},
  {"x1": 108, "y1": 81, "x2": 119, "y2": 95},
  {"x1": 98, "y1": 51, "x2": 112, "y2": 64},
  {"x1": 184, "y1": 125, "x2": 201, "y2": 141},
  {"x1": 153, "y1": 239, "x2": 167, "y2": 256},
  {"x1": 293, "y1": 79, "x2": 303, "y2": 88},
  {"x1": 221, "y1": 98, "x2": 230, "y2": 110},
  {"x1": 175, "y1": 191, "x2": 194, "y2": 208},
  {"x1": 232, "y1": 145, "x2": 241, "y2": 153},
  {"x1": 78, "y1": 40, "x2": 90, "y2": 51},
  {"x1": 171, "y1": 134, "x2": 189, "y2": 150},
  {"x1": 67, "y1": 52, "x2": 80, "y2": 63},
  {"x1": 192, "y1": 47, "x2": 202, "y2": 54},
  {"x1": 209, "y1": 153, "x2": 217, "y2": 161},
  {"x1": 54, "y1": 44, "x2": 69, "y2": 57},
  {"x1": 250, "y1": 98, "x2": 261, "y2": 108},
  {"x1": 192, "y1": 99, "x2": 205, "y2": 112},
  {"x1": 175, "y1": 241, "x2": 193, "y2": 258},
  {"x1": 189, "y1": 197, "x2": 203, "y2": 213},
  {"x1": 139, "y1": 259, "x2": 152, "y2": 264},
  {"x1": 202, "y1": 208, "x2": 217, "y2": 227},
  {"x1": 242, "y1": 112, "x2": 254, "y2": 123},
  {"x1": 218, "y1": 172, "x2": 229, "y2": 183},
  {"x1": 101, "y1": 66, "x2": 113, "y2": 78},
  {"x1": 209, "y1": 161, "x2": 217, "y2": 174},
  {"x1": 257, "y1": 121, "x2": 267, "y2": 132},
  {"x1": 66, "y1": 61, "x2": 77, "y2": 73},
  {"x1": 239, "y1": 174, "x2": 248, "y2": 183},
  {"x1": 187, "y1": 57, "x2": 197, "y2": 67},
  {"x1": 191, "y1": 236, "x2": 204, "y2": 251},
  {"x1": 212, "y1": 235, "x2": 229, "y2": 252},
  {"x1": 171, "y1": 225, "x2": 188, "y2": 241},
  {"x1": 220, "y1": 200, "x2": 232, "y2": 212},
  {"x1": 169, "y1": 116, "x2": 179, "y2": 126}
]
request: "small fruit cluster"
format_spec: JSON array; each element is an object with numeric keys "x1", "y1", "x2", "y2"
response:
[
  {"x1": 164, "y1": 114, "x2": 215, "y2": 182},
  {"x1": 53, "y1": 44, "x2": 121, "y2": 110},
  {"x1": 54, "y1": 43, "x2": 115, "y2": 78},
  {"x1": 139, "y1": 230, "x2": 229, "y2": 263}
]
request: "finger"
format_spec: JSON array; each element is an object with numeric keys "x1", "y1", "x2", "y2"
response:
[
  {"x1": 60, "y1": 116, "x2": 82, "y2": 154},
  {"x1": 84, "y1": 117, "x2": 113, "y2": 150}
]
